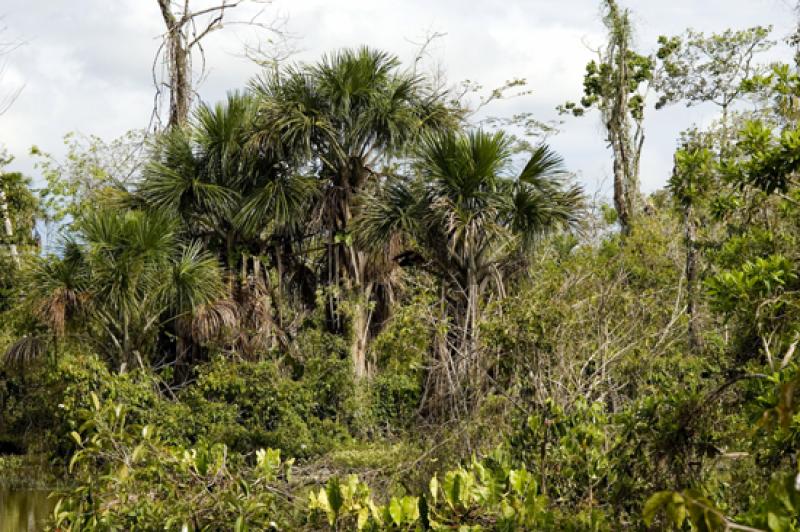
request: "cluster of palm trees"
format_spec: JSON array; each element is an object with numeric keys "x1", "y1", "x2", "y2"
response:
[{"x1": 8, "y1": 47, "x2": 583, "y2": 412}]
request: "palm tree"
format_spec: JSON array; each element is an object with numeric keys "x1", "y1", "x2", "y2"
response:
[
  {"x1": 356, "y1": 130, "x2": 583, "y2": 414},
  {"x1": 26, "y1": 241, "x2": 89, "y2": 340},
  {"x1": 249, "y1": 46, "x2": 457, "y2": 377},
  {"x1": 4, "y1": 241, "x2": 88, "y2": 367},
  {"x1": 10, "y1": 209, "x2": 227, "y2": 370},
  {"x1": 137, "y1": 92, "x2": 316, "y2": 356}
]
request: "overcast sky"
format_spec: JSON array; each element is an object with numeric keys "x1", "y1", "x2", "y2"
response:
[{"x1": 0, "y1": 0, "x2": 796, "y2": 198}]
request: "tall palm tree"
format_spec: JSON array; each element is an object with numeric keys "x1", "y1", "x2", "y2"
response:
[
  {"x1": 139, "y1": 92, "x2": 312, "y2": 262},
  {"x1": 356, "y1": 130, "x2": 583, "y2": 414},
  {"x1": 250, "y1": 46, "x2": 457, "y2": 377},
  {"x1": 138, "y1": 92, "x2": 316, "y2": 356}
]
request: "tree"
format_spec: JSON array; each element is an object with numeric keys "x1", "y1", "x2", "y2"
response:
[
  {"x1": 356, "y1": 130, "x2": 583, "y2": 415},
  {"x1": 560, "y1": 0, "x2": 652, "y2": 235},
  {"x1": 655, "y1": 26, "x2": 773, "y2": 151},
  {"x1": 16, "y1": 209, "x2": 226, "y2": 369},
  {"x1": 669, "y1": 135, "x2": 715, "y2": 352},
  {"x1": 0, "y1": 154, "x2": 18, "y2": 266},
  {"x1": 0, "y1": 25, "x2": 24, "y2": 265},
  {"x1": 138, "y1": 92, "x2": 313, "y2": 356},
  {"x1": 154, "y1": 0, "x2": 276, "y2": 128},
  {"x1": 32, "y1": 130, "x2": 147, "y2": 229},
  {"x1": 657, "y1": 26, "x2": 773, "y2": 353},
  {"x1": 0, "y1": 157, "x2": 41, "y2": 309},
  {"x1": 250, "y1": 47, "x2": 457, "y2": 378}
]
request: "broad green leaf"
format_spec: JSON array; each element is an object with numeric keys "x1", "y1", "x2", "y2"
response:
[
  {"x1": 90, "y1": 392, "x2": 100, "y2": 411},
  {"x1": 357, "y1": 507, "x2": 369, "y2": 530},
  {"x1": 402, "y1": 496, "x2": 420, "y2": 523},
  {"x1": 327, "y1": 478, "x2": 344, "y2": 517},
  {"x1": 429, "y1": 475, "x2": 439, "y2": 504},
  {"x1": 389, "y1": 497, "x2": 403, "y2": 525},
  {"x1": 643, "y1": 491, "x2": 676, "y2": 526}
]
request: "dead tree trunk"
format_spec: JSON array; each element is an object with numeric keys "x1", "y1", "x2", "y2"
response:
[
  {"x1": 157, "y1": 0, "x2": 191, "y2": 128},
  {"x1": 154, "y1": 1, "x2": 272, "y2": 129}
]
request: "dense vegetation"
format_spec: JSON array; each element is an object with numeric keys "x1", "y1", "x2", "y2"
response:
[{"x1": 5, "y1": 1, "x2": 800, "y2": 530}]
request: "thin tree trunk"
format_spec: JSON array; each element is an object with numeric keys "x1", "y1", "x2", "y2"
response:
[
  {"x1": 611, "y1": 137, "x2": 631, "y2": 234},
  {"x1": 613, "y1": 22, "x2": 633, "y2": 235},
  {"x1": 685, "y1": 205, "x2": 700, "y2": 352},
  {"x1": 350, "y1": 293, "x2": 372, "y2": 379},
  {"x1": 604, "y1": 0, "x2": 642, "y2": 236},
  {"x1": 0, "y1": 183, "x2": 19, "y2": 266}
]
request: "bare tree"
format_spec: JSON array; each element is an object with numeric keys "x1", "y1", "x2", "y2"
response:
[{"x1": 153, "y1": 0, "x2": 278, "y2": 129}]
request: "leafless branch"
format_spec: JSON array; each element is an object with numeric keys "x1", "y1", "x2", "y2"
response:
[
  {"x1": 0, "y1": 21, "x2": 25, "y2": 116},
  {"x1": 152, "y1": 0, "x2": 283, "y2": 129}
]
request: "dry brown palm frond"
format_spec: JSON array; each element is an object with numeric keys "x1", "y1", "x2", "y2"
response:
[
  {"x1": 362, "y1": 232, "x2": 404, "y2": 283},
  {"x1": 34, "y1": 287, "x2": 86, "y2": 338},
  {"x1": 3, "y1": 335, "x2": 47, "y2": 367},
  {"x1": 234, "y1": 284, "x2": 279, "y2": 358},
  {"x1": 190, "y1": 299, "x2": 240, "y2": 345}
]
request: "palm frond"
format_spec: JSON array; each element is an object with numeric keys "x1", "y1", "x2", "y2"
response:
[
  {"x1": 26, "y1": 250, "x2": 90, "y2": 337},
  {"x1": 234, "y1": 174, "x2": 319, "y2": 237},
  {"x1": 3, "y1": 335, "x2": 47, "y2": 367},
  {"x1": 189, "y1": 299, "x2": 239, "y2": 345},
  {"x1": 353, "y1": 180, "x2": 420, "y2": 251},
  {"x1": 169, "y1": 241, "x2": 226, "y2": 315},
  {"x1": 508, "y1": 182, "x2": 584, "y2": 248},
  {"x1": 518, "y1": 144, "x2": 567, "y2": 186}
]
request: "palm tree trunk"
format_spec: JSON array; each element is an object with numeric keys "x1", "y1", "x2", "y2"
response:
[
  {"x1": 350, "y1": 287, "x2": 373, "y2": 379},
  {"x1": 424, "y1": 277, "x2": 482, "y2": 418}
]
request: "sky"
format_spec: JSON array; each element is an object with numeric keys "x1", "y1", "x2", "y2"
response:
[{"x1": 0, "y1": 0, "x2": 797, "y2": 199}]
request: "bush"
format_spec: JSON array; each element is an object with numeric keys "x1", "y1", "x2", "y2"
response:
[
  {"x1": 53, "y1": 392, "x2": 295, "y2": 531},
  {"x1": 182, "y1": 356, "x2": 352, "y2": 458}
]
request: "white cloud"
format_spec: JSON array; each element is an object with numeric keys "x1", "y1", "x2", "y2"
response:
[{"x1": 0, "y1": 0, "x2": 796, "y2": 200}]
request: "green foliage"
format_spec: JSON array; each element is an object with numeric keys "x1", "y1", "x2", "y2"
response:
[
  {"x1": 0, "y1": 154, "x2": 43, "y2": 312},
  {"x1": 744, "y1": 62, "x2": 800, "y2": 125},
  {"x1": 508, "y1": 400, "x2": 614, "y2": 509},
  {"x1": 368, "y1": 372, "x2": 420, "y2": 431},
  {"x1": 182, "y1": 356, "x2": 353, "y2": 458},
  {"x1": 32, "y1": 130, "x2": 146, "y2": 224},
  {"x1": 15, "y1": 208, "x2": 227, "y2": 367},
  {"x1": 707, "y1": 255, "x2": 797, "y2": 321},
  {"x1": 0, "y1": 351, "x2": 108, "y2": 456},
  {"x1": 670, "y1": 142, "x2": 715, "y2": 208},
  {"x1": 562, "y1": 49, "x2": 653, "y2": 120},
  {"x1": 357, "y1": 130, "x2": 583, "y2": 412},
  {"x1": 52, "y1": 390, "x2": 293, "y2": 531},
  {"x1": 655, "y1": 26, "x2": 773, "y2": 110},
  {"x1": 7, "y1": 19, "x2": 800, "y2": 532},
  {"x1": 725, "y1": 121, "x2": 800, "y2": 193},
  {"x1": 307, "y1": 450, "x2": 553, "y2": 531},
  {"x1": 559, "y1": 0, "x2": 654, "y2": 121},
  {"x1": 644, "y1": 489, "x2": 728, "y2": 531}
]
